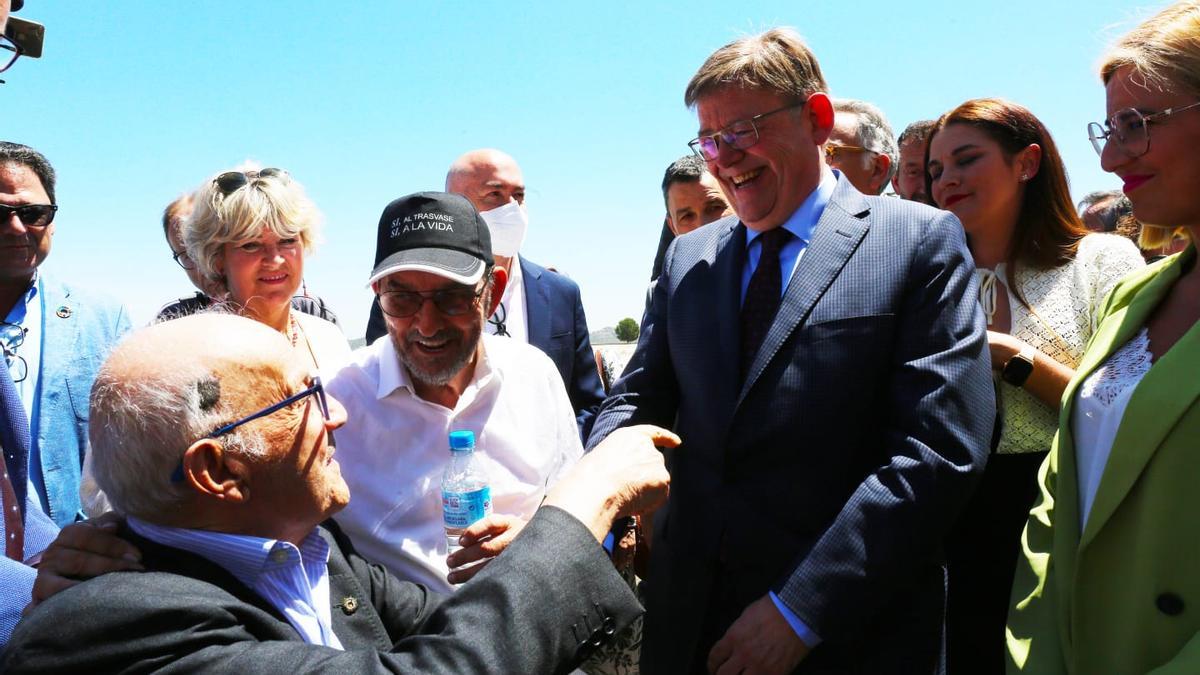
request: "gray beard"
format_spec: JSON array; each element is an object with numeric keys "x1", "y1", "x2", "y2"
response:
[{"x1": 390, "y1": 322, "x2": 482, "y2": 387}]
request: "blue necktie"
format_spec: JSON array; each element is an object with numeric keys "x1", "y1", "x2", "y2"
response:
[{"x1": 0, "y1": 364, "x2": 30, "y2": 560}]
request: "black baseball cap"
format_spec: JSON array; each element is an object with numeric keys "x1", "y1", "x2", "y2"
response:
[{"x1": 368, "y1": 192, "x2": 493, "y2": 286}]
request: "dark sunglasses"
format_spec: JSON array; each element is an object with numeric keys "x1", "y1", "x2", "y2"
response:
[
  {"x1": 169, "y1": 376, "x2": 331, "y2": 483},
  {"x1": 0, "y1": 203, "x2": 57, "y2": 228},
  {"x1": 378, "y1": 286, "x2": 485, "y2": 318},
  {"x1": 213, "y1": 168, "x2": 289, "y2": 195}
]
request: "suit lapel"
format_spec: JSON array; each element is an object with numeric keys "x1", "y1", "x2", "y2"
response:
[
  {"x1": 520, "y1": 257, "x2": 551, "y2": 351},
  {"x1": 694, "y1": 221, "x2": 743, "y2": 431},
  {"x1": 737, "y1": 183, "x2": 870, "y2": 405},
  {"x1": 1079, "y1": 251, "x2": 1200, "y2": 549}
]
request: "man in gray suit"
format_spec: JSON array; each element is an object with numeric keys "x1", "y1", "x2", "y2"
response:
[
  {"x1": 587, "y1": 28, "x2": 993, "y2": 674},
  {"x1": 4, "y1": 313, "x2": 679, "y2": 673}
]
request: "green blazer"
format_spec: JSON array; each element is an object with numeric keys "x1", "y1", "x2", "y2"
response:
[{"x1": 1008, "y1": 245, "x2": 1200, "y2": 674}]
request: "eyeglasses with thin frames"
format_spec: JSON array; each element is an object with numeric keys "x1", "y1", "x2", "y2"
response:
[
  {"x1": 1088, "y1": 101, "x2": 1200, "y2": 158},
  {"x1": 169, "y1": 375, "x2": 332, "y2": 483},
  {"x1": 688, "y1": 100, "x2": 809, "y2": 161},
  {"x1": 0, "y1": 33, "x2": 21, "y2": 75},
  {"x1": 824, "y1": 143, "x2": 876, "y2": 161},
  {"x1": 171, "y1": 248, "x2": 196, "y2": 270}
]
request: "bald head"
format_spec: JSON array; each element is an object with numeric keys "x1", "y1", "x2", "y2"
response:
[
  {"x1": 445, "y1": 149, "x2": 526, "y2": 213},
  {"x1": 89, "y1": 314, "x2": 299, "y2": 522}
]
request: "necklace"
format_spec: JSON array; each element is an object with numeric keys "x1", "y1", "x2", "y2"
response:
[{"x1": 288, "y1": 312, "x2": 300, "y2": 347}]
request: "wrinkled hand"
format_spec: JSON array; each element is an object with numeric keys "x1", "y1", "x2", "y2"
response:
[
  {"x1": 707, "y1": 594, "x2": 810, "y2": 675},
  {"x1": 987, "y1": 330, "x2": 1024, "y2": 370},
  {"x1": 544, "y1": 425, "x2": 680, "y2": 543},
  {"x1": 28, "y1": 512, "x2": 143, "y2": 612},
  {"x1": 444, "y1": 514, "x2": 526, "y2": 585}
]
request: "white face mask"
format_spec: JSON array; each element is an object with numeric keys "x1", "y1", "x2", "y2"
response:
[{"x1": 481, "y1": 200, "x2": 528, "y2": 258}]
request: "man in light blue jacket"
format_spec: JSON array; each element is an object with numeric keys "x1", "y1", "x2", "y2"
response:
[{"x1": 0, "y1": 142, "x2": 131, "y2": 528}]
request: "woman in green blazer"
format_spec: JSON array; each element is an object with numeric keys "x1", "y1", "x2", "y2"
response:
[{"x1": 1007, "y1": 2, "x2": 1200, "y2": 672}]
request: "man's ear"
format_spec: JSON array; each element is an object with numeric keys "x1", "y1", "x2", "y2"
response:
[
  {"x1": 806, "y1": 93, "x2": 835, "y2": 145},
  {"x1": 182, "y1": 439, "x2": 252, "y2": 503},
  {"x1": 872, "y1": 154, "x2": 892, "y2": 195},
  {"x1": 665, "y1": 215, "x2": 679, "y2": 237},
  {"x1": 486, "y1": 266, "x2": 508, "y2": 317}
]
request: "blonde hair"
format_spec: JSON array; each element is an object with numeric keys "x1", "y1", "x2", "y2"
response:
[
  {"x1": 1100, "y1": 1, "x2": 1200, "y2": 246},
  {"x1": 684, "y1": 27, "x2": 828, "y2": 108},
  {"x1": 185, "y1": 161, "x2": 322, "y2": 282}
]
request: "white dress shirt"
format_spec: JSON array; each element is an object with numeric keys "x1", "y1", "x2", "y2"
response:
[{"x1": 327, "y1": 333, "x2": 582, "y2": 592}]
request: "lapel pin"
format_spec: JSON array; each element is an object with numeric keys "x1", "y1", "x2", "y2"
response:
[
  {"x1": 55, "y1": 305, "x2": 73, "y2": 319},
  {"x1": 340, "y1": 596, "x2": 359, "y2": 615}
]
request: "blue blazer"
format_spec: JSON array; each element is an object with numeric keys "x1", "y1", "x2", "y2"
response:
[
  {"x1": 517, "y1": 257, "x2": 605, "y2": 439},
  {"x1": 364, "y1": 258, "x2": 605, "y2": 439},
  {"x1": 33, "y1": 277, "x2": 131, "y2": 527},
  {"x1": 588, "y1": 177, "x2": 994, "y2": 672},
  {"x1": 1, "y1": 362, "x2": 60, "y2": 649}
]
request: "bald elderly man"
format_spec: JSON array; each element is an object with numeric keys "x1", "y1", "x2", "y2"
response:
[{"x1": 3, "y1": 314, "x2": 678, "y2": 673}]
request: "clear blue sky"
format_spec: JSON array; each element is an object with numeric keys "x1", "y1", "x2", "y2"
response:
[{"x1": 4, "y1": 1, "x2": 1155, "y2": 336}]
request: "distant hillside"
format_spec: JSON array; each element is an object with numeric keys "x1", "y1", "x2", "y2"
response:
[{"x1": 589, "y1": 326, "x2": 622, "y2": 345}]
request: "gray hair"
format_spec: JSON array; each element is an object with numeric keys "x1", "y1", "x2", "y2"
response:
[
  {"x1": 685, "y1": 27, "x2": 828, "y2": 108},
  {"x1": 660, "y1": 155, "x2": 710, "y2": 209},
  {"x1": 88, "y1": 336, "x2": 266, "y2": 519},
  {"x1": 897, "y1": 119, "x2": 937, "y2": 149},
  {"x1": 0, "y1": 141, "x2": 56, "y2": 203},
  {"x1": 833, "y1": 99, "x2": 899, "y2": 189}
]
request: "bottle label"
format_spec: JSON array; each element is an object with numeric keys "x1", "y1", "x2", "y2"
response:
[{"x1": 442, "y1": 486, "x2": 493, "y2": 529}]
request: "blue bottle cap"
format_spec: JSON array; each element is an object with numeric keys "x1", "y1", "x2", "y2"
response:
[{"x1": 448, "y1": 430, "x2": 475, "y2": 451}]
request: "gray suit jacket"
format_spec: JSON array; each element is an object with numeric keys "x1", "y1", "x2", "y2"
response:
[
  {"x1": 588, "y1": 177, "x2": 994, "y2": 673},
  {"x1": 2, "y1": 507, "x2": 641, "y2": 674}
]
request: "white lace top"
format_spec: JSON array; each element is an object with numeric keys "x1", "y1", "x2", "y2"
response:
[
  {"x1": 978, "y1": 233, "x2": 1143, "y2": 454},
  {"x1": 1072, "y1": 328, "x2": 1153, "y2": 528}
]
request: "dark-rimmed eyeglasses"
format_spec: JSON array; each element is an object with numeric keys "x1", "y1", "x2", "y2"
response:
[
  {"x1": 0, "y1": 203, "x2": 57, "y2": 229},
  {"x1": 213, "y1": 168, "x2": 289, "y2": 195},
  {"x1": 0, "y1": 33, "x2": 21, "y2": 75},
  {"x1": 378, "y1": 286, "x2": 485, "y2": 318},
  {"x1": 171, "y1": 248, "x2": 195, "y2": 270},
  {"x1": 824, "y1": 143, "x2": 876, "y2": 161},
  {"x1": 0, "y1": 321, "x2": 28, "y2": 383},
  {"x1": 688, "y1": 100, "x2": 808, "y2": 161},
  {"x1": 169, "y1": 376, "x2": 331, "y2": 483},
  {"x1": 1088, "y1": 102, "x2": 1200, "y2": 158}
]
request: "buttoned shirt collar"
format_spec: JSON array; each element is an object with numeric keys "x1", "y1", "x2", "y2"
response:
[{"x1": 744, "y1": 168, "x2": 836, "y2": 249}]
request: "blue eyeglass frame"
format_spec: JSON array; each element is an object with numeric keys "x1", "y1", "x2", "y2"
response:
[{"x1": 169, "y1": 376, "x2": 330, "y2": 483}]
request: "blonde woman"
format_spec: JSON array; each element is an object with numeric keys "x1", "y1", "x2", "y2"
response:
[
  {"x1": 1008, "y1": 2, "x2": 1200, "y2": 672},
  {"x1": 185, "y1": 166, "x2": 350, "y2": 373}
]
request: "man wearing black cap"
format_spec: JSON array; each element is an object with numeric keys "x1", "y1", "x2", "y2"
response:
[{"x1": 325, "y1": 192, "x2": 585, "y2": 592}]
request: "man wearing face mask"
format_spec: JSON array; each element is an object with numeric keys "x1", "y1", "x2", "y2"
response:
[{"x1": 365, "y1": 149, "x2": 605, "y2": 439}]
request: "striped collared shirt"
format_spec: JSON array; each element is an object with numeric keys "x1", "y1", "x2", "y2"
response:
[{"x1": 127, "y1": 517, "x2": 343, "y2": 649}]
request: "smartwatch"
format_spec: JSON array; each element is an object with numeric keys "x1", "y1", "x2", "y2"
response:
[{"x1": 1001, "y1": 344, "x2": 1037, "y2": 387}]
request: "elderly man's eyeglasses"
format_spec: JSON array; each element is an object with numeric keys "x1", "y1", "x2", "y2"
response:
[
  {"x1": 824, "y1": 143, "x2": 876, "y2": 161},
  {"x1": 171, "y1": 248, "x2": 196, "y2": 270},
  {"x1": 0, "y1": 204, "x2": 57, "y2": 229},
  {"x1": 213, "y1": 168, "x2": 289, "y2": 195},
  {"x1": 688, "y1": 101, "x2": 808, "y2": 161},
  {"x1": 378, "y1": 286, "x2": 485, "y2": 318},
  {"x1": 0, "y1": 34, "x2": 21, "y2": 75},
  {"x1": 170, "y1": 376, "x2": 331, "y2": 483},
  {"x1": 1088, "y1": 102, "x2": 1200, "y2": 158},
  {"x1": 0, "y1": 322, "x2": 28, "y2": 383}
]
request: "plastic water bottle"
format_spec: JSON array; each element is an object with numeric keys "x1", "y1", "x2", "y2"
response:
[{"x1": 441, "y1": 430, "x2": 492, "y2": 554}]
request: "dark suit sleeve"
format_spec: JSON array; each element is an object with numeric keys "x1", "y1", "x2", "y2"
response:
[
  {"x1": 586, "y1": 238, "x2": 681, "y2": 450},
  {"x1": 774, "y1": 211, "x2": 993, "y2": 641},
  {"x1": 565, "y1": 281, "x2": 607, "y2": 440},
  {"x1": 2, "y1": 508, "x2": 642, "y2": 675}
]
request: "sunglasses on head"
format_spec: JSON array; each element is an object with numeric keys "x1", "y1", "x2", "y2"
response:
[
  {"x1": 213, "y1": 168, "x2": 289, "y2": 195},
  {"x1": 0, "y1": 203, "x2": 57, "y2": 229}
]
